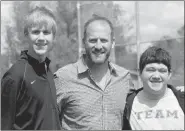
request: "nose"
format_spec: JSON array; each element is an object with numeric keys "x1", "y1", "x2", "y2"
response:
[
  {"x1": 37, "y1": 32, "x2": 46, "y2": 43},
  {"x1": 152, "y1": 76, "x2": 160, "y2": 81},
  {"x1": 151, "y1": 72, "x2": 161, "y2": 81},
  {"x1": 94, "y1": 39, "x2": 103, "y2": 50}
]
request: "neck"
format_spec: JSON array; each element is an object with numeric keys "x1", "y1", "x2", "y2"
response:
[
  {"x1": 142, "y1": 87, "x2": 168, "y2": 101},
  {"x1": 85, "y1": 58, "x2": 109, "y2": 82},
  {"x1": 28, "y1": 48, "x2": 46, "y2": 63}
]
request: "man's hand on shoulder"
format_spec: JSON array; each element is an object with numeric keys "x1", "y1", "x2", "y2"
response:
[{"x1": 176, "y1": 86, "x2": 184, "y2": 92}]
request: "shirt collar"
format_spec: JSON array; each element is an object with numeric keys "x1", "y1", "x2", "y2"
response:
[
  {"x1": 76, "y1": 54, "x2": 118, "y2": 76},
  {"x1": 76, "y1": 55, "x2": 89, "y2": 74}
]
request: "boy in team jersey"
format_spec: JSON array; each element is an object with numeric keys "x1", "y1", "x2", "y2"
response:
[{"x1": 123, "y1": 46, "x2": 184, "y2": 130}]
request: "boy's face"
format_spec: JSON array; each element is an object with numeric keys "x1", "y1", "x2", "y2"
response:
[
  {"x1": 140, "y1": 63, "x2": 171, "y2": 94},
  {"x1": 27, "y1": 25, "x2": 54, "y2": 58}
]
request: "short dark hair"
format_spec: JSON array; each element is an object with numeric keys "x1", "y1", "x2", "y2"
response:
[
  {"x1": 24, "y1": 6, "x2": 57, "y2": 36},
  {"x1": 83, "y1": 15, "x2": 114, "y2": 40},
  {"x1": 139, "y1": 46, "x2": 172, "y2": 73}
]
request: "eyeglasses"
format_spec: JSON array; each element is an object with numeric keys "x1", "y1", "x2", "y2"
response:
[{"x1": 88, "y1": 38, "x2": 108, "y2": 43}]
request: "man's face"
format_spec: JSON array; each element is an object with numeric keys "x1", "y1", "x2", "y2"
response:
[
  {"x1": 141, "y1": 63, "x2": 171, "y2": 94},
  {"x1": 27, "y1": 26, "x2": 54, "y2": 57},
  {"x1": 84, "y1": 20, "x2": 113, "y2": 64}
]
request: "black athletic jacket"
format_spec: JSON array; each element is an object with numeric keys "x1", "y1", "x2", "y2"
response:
[
  {"x1": 122, "y1": 84, "x2": 184, "y2": 130},
  {"x1": 1, "y1": 50, "x2": 61, "y2": 130}
]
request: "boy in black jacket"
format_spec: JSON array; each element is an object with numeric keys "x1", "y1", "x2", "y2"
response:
[
  {"x1": 123, "y1": 46, "x2": 184, "y2": 130},
  {"x1": 1, "y1": 7, "x2": 61, "y2": 130}
]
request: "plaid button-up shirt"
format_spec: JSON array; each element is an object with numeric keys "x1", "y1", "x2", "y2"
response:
[{"x1": 55, "y1": 56, "x2": 131, "y2": 130}]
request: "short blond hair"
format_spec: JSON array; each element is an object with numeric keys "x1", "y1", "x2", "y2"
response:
[{"x1": 24, "y1": 6, "x2": 57, "y2": 37}]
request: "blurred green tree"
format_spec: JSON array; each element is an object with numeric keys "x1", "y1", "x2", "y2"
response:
[
  {"x1": 154, "y1": 25, "x2": 184, "y2": 86},
  {"x1": 3, "y1": 1, "x2": 135, "y2": 74}
]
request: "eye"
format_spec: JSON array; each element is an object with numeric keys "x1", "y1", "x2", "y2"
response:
[
  {"x1": 31, "y1": 30, "x2": 40, "y2": 35},
  {"x1": 100, "y1": 38, "x2": 108, "y2": 43},
  {"x1": 88, "y1": 38, "x2": 98, "y2": 43},
  {"x1": 43, "y1": 30, "x2": 51, "y2": 35},
  {"x1": 159, "y1": 68, "x2": 168, "y2": 73},
  {"x1": 146, "y1": 68, "x2": 156, "y2": 72}
]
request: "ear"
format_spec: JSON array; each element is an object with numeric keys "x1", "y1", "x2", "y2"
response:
[
  {"x1": 139, "y1": 70, "x2": 142, "y2": 78},
  {"x1": 168, "y1": 72, "x2": 172, "y2": 80},
  {"x1": 25, "y1": 33, "x2": 29, "y2": 40},
  {"x1": 112, "y1": 37, "x2": 115, "y2": 49},
  {"x1": 82, "y1": 38, "x2": 85, "y2": 45},
  {"x1": 52, "y1": 39, "x2": 56, "y2": 45},
  {"x1": 138, "y1": 69, "x2": 141, "y2": 75}
]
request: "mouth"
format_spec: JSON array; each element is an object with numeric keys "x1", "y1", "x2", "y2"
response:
[
  {"x1": 92, "y1": 51, "x2": 105, "y2": 55},
  {"x1": 150, "y1": 81, "x2": 162, "y2": 83},
  {"x1": 35, "y1": 43, "x2": 47, "y2": 46}
]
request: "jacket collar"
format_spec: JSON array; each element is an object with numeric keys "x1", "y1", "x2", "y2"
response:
[{"x1": 21, "y1": 50, "x2": 51, "y2": 74}]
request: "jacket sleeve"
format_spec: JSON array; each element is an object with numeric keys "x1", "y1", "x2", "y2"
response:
[
  {"x1": 122, "y1": 101, "x2": 132, "y2": 130},
  {"x1": 168, "y1": 84, "x2": 185, "y2": 113},
  {"x1": 122, "y1": 89, "x2": 141, "y2": 130},
  {"x1": 122, "y1": 103, "x2": 129, "y2": 130},
  {"x1": 1, "y1": 74, "x2": 18, "y2": 130}
]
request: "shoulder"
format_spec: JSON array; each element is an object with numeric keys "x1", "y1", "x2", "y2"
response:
[
  {"x1": 127, "y1": 88, "x2": 143, "y2": 101},
  {"x1": 167, "y1": 84, "x2": 184, "y2": 112},
  {"x1": 110, "y1": 62, "x2": 130, "y2": 77},
  {"x1": 2, "y1": 59, "x2": 27, "y2": 81},
  {"x1": 55, "y1": 63, "x2": 76, "y2": 78},
  {"x1": 54, "y1": 62, "x2": 79, "y2": 88},
  {"x1": 124, "y1": 88, "x2": 143, "y2": 121},
  {"x1": 1, "y1": 59, "x2": 27, "y2": 92},
  {"x1": 168, "y1": 84, "x2": 184, "y2": 97},
  {"x1": 111, "y1": 63, "x2": 129, "y2": 72}
]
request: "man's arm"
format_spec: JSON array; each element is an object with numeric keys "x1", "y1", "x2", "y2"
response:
[
  {"x1": 54, "y1": 71, "x2": 68, "y2": 125},
  {"x1": 1, "y1": 75, "x2": 18, "y2": 130}
]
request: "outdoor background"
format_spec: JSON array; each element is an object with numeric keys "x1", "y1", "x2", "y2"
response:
[{"x1": 1, "y1": 1, "x2": 184, "y2": 89}]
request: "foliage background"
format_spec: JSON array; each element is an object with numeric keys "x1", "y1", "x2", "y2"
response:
[{"x1": 1, "y1": 1, "x2": 184, "y2": 88}]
